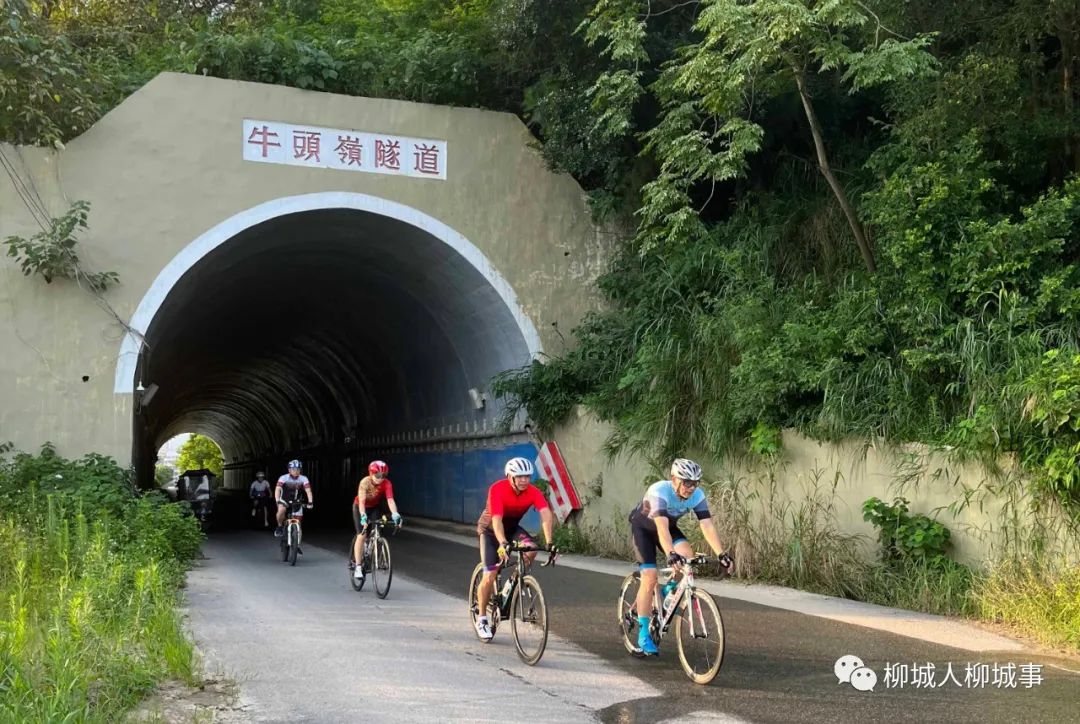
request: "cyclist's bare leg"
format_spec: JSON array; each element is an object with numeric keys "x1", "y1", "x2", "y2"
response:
[
  {"x1": 477, "y1": 535, "x2": 499, "y2": 615},
  {"x1": 478, "y1": 569, "x2": 498, "y2": 614},
  {"x1": 276, "y1": 503, "x2": 286, "y2": 526},
  {"x1": 668, "y1": 539, "x2": 695, "y2": 584},
  {"x1": 635, "y1": 566, "x2": 658, "y2": 618},
  {"x1": 635, "y1": 539, "x2": 695, "y2": 615}
]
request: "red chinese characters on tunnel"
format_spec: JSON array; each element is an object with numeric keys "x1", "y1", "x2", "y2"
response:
[{"x1": 242, "y1": 119, "x2": 447, "y2": 180}]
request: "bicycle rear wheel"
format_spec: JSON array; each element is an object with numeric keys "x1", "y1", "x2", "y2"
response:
[
  {"x1": 510, "y1": 575, "x2": 548, "y2": 665},
  {"x1": 674, "y1": 590, "x2": 726, "y2": 684},
  {"x1": 373, "y1": 537, "x2": 392, "y2": 599},
  {"x1": 617, "y1": 572, "x2": 641, "y2": 653}
]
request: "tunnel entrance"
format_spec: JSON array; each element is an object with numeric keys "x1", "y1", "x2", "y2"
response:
[{"x1": 125, "y1": 194, "x2": 541, "y2": 526}]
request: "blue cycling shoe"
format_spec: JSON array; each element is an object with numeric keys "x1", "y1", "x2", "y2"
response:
[{"x1": 637, "y1": 629, "x2": 659, "y2": 656}]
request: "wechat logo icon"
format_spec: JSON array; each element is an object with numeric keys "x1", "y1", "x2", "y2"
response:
[{"x1": 835, "y1": 655, "x2": 877, "y2": 692}]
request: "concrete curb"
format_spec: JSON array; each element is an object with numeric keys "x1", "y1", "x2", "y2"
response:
[{"x1": 404, "y1": 517, "x2": 1033, "y2": 655}]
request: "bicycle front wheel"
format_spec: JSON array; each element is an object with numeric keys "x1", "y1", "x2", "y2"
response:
[
  {"x1": 288, "y1": 526, "x2": 299, "y2": 566},
  {"x1": 674, "y1": 590, "x2": 726, "y2": 684},
  {"x1": 510, "y1": 575, "x2": 548, "y2": 665},
  {"x1": 373, "y1": 537, "x2": 392, "y2": 599}
]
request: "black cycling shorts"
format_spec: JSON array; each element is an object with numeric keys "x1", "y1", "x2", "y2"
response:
[
  {"x1": 479, "y1": 526, "x2": 534, "y2": 572},
  {"x1": 353, "y1": 501, "x2": 391, "y2": 534},
  {"x1": 629, "y1": 511, "x2": 687, "y2": 568}
]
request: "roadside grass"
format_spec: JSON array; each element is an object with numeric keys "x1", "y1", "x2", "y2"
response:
[{"x1": 0, "y1": 446, "x2": 202, "y2": 722}]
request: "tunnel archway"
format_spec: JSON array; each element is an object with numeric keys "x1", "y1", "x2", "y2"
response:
[{"x1": 121, "y1": 193, "x2": 542, "y2": 521}]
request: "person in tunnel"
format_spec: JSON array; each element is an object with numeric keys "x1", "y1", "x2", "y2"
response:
[
  {"x1": 350, "y1": 460, "x2": 402, "y2": 581},
  {"x1": 249, "y1": 471, "x2": 273, "y2": 529},
  {"x1": 275, "y1": 460, "x2": 314, "y2": 538},
  {"x1": 474, "y1": 457, "x2": 554, "y2": 641}
]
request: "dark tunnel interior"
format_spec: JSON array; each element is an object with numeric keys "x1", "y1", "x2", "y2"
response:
[{"x1": 133, "y1": 208, "x2": 534, "y2": 523}]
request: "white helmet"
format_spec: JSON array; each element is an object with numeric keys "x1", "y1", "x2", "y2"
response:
[
  {"x1": 504, "y1": 457, "x2": 534, "y2": 477},
  {"x1": 671, "y1": 458, "x2": 702, "y2": 482}
]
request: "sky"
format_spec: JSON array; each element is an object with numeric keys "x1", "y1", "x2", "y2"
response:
[{"x1": 157, "y1": 433, "x2": 191, "y2": 466}]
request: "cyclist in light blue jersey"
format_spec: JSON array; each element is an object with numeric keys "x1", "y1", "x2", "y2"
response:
[{"x1": 627, "y1": 458, "x2": 731, "y2": 655}]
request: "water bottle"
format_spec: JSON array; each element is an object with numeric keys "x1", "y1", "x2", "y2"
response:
[
  {"x1": 661, "y1": 581, "x2": 679, "y2": 617},
  {"x1": 500, "y1": 575, "x2": 514, "y2": 600}
]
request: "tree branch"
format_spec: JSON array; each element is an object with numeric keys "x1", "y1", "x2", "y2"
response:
[
  {"x1": 643, "y1": 0, "x2": 700, "y2": 19},
  {"x1": 794, "y1": 69, "x2": 876, "y2": 273}
]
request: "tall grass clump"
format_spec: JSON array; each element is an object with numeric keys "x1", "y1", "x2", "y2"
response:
[
  {"x1": 975, "y1": 561, "x2": 1080, "y2": 651},
  {"x1": 701, "y1": 466, "x2": 871, "y2": 599},
  {"x1": 0, "y1": 443, "x2": 202, "y2": 722},
  {"x1": 694, "y1": 464, "x2": 979, "y2": 616}
]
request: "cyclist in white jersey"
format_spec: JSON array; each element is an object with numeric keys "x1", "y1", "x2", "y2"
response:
[
  {"x1": 250, "y1": 472, "x2": 272, "y2": 528},
  {"x1": 274, "y1": 460, "x2": 313, "y2": 538}
]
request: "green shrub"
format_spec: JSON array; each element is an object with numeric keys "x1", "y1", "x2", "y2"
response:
[
  {"x1": 862, "y1": 496, "x2": 953, "y2": 568},
  {"x1": 551, "y1": 520, "x2": 591, "y2": 554},
  {"x1": 0, "y1": 444, "x2": 202, "y2": 721}
]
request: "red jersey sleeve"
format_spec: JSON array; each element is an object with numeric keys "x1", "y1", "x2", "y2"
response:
[{"x1": 383, "y1": 480, "x2": 394, "y2": 499}]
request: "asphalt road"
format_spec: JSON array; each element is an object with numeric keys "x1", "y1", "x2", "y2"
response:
[{"x1": 186, "y1": 527, "x2": 1080, "y2": 723}]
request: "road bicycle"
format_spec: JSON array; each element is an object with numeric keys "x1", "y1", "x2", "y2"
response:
[
  {"x1": 468, "y1": 541, "x2": 558, "y2": 665},
  {"x1": 349, "y1": 516, "x2": 400, "y2": 599},
  {"x1": 278, "y1": 499, "x2": 309, "y2": 566},
  {"x1": 617, "y1": 554, "x2": 728, "y2": 684}
]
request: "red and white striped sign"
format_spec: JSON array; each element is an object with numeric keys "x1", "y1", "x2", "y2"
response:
[{"x1": 535, "y1": 441, "x2": 582, "y2": 523}]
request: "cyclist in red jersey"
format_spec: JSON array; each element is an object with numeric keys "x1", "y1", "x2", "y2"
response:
[
  {"x1": 474, "y1": 456, "x2": 554, "y2": 641},
  {"x1": 350, "y1": 460, "x2": 402, "y2": 582}
]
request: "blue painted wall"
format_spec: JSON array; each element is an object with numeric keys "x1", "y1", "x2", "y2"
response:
[{"x1": 386, "y1": 442, "x2": 541, "y2": 530}]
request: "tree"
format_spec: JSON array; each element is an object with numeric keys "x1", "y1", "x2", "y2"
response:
[
  {"x1": 176, "y1": 434, "x2": 223, "y2": 478},
  {"x1": 583, "y1": 0, "x2": 937, "y2": 270},
  {"x1": 154, "y1": 464, "x2": 175, "y2": 486}
]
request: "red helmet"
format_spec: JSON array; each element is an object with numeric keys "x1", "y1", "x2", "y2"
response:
[{"x1": 368, "y1": 460, "x2": 389, "y2": 476}]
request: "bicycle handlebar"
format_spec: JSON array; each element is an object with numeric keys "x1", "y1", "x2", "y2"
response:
[
  {"x1": 506, "y1": 542, "x2": 559, "y2": 567},
  {"x1": 658, "y1": 553, "x2": 733, "y2": 574}
]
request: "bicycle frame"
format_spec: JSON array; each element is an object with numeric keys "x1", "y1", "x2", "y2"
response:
[
  {"x1": 283, "y1": 502, "x2": 305, "y2": 547},
  {"x1": 652, "y1": 556, "x2": 711, "y2": 641},
  {"x1": 494, "y1": 544, "x2": 557, "y2": 618},
  {"x1": 361, "y1": 519, "x2": 398, "y2": 555}
]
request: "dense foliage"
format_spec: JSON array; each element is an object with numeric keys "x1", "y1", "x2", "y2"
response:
[{"x1": 4, "y1": 0, "x2": 1080, "y2": 521}]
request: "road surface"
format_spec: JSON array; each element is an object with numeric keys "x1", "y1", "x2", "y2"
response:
[{"x1": 184, "y1": 528, "x2": 1080, "y2": 723}]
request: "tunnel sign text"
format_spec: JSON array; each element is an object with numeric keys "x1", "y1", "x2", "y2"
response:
[{"x1": 243, "y1": 119, "x2": 447, "y2": 180}]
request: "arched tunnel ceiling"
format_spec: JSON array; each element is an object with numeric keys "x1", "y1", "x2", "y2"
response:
[{"x1": 140, "y1": 208, "x2": 532, "y2": 460}]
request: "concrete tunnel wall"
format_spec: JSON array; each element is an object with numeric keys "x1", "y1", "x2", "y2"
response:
[{"x1": 0, "y1": 72, "x2": 611, "y2": 523}]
